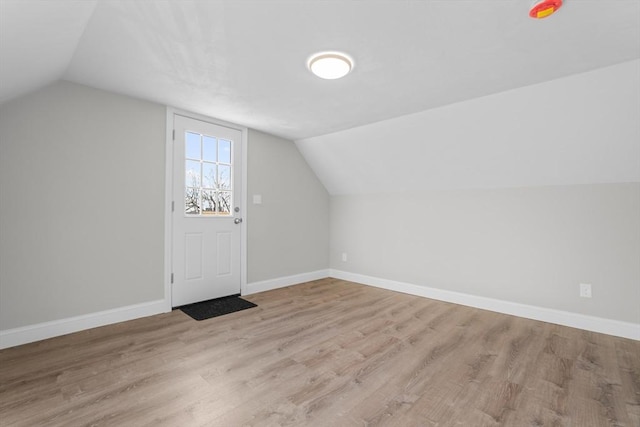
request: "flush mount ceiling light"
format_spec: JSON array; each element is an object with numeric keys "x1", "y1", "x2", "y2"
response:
[{"x1": 308, "y1": 52, "x2": 353, "y2": 79}]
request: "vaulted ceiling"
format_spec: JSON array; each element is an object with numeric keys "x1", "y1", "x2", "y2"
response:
[{"x1": 1, "y1": 1, "x2": 639, "y2": 141}]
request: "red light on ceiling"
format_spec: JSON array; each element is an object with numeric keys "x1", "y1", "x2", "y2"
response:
[{"x1": 529, "y1": 0, "x2": 563, "y2": 19}]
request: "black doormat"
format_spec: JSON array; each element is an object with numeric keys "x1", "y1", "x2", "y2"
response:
[{"x1": 178, "y1": 295, "x2": 257, "y2": 321}]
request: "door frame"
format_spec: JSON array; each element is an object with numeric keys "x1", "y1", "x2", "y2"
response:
[{"x1": 164, "y1": 107, "x2": 248, "y2": 311}]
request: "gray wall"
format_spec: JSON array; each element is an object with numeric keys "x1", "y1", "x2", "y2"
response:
[
  {"x1": 247, "y1": 129, "x2": 329, "y2": 283},
  {"x1": 297, "y1": 61, "x2": 640, "y2": 327},
  {"x1": 331, "y1": 183, "x2": 640, "y2": 323},
  {"x1": 0, "y1": 81, "x2": 166, "y2": 330},
  {"x1": 0, "y1": 82, "x2": 331, "y2": 332}
]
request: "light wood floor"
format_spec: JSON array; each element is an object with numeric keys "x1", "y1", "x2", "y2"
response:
[{"x1": 1, "y1": 278, "x2": 639, "y2": 426}]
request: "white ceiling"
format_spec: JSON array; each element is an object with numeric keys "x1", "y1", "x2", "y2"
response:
[
  {"x1": 1, "y1": 0, "x2": 639, "y2": 141},
  {"x1": 0, "y1": 0, "x2": 97, "y2": 104},
  {"x1": 297, "y1": 60, "x2": 640, "y2": 194}
]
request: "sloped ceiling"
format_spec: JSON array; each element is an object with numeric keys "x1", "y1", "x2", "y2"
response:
[
  {"x1": 297, "y1": 60, "x2": 640, "y2": 194},
  {"x1": 0, "y1": 0, "x2": 97, "y2": 103},
  {"x1": 1, "y1": 0, "x2": 639, "y2": 141}
]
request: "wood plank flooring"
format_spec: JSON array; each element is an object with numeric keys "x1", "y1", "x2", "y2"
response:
[{"x1": 1, "y1": 278, "x2": 639, "y2": 426}]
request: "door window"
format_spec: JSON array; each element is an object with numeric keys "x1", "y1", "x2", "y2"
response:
[{"x1": 184, "y1": 131, "x2": 233, "y2": 216}]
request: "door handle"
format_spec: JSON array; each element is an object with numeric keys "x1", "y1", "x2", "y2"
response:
[{"x1": 234, "y1": 218, "x2": 243, "y2": 224}]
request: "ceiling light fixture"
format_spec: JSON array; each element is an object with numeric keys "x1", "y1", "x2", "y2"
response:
[{"x1": 308, "y1": 52, "x2": 353, "y2": 79}]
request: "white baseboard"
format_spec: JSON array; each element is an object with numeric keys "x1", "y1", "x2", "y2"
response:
[
  {"x1": 244, "y1": 269, "x2": 330, "y2": 295},
  {"x1": 4, "y1": 271, "x2": 636, "y2": 349},
  {"x1": 330, "y1": 269, "x2": 640, "y2": 341},
  {"x1": 0, "y1": 299, "x2": 168, "y2": 350}
]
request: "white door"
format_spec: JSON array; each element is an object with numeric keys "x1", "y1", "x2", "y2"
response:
[{"x1": 171, "y1": 114, "x2": 243, "y2": 307}]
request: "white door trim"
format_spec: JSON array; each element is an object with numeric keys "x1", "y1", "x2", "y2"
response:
[{"x1": 164, "y1": 107, "x2": 248, "y2": 310}]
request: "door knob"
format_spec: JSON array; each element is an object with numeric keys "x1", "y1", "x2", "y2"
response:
[{"x1": 234, "y1": 218, "x2": 243, "y2": 224}]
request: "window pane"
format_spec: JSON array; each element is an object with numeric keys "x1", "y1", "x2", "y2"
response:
[
  {"x1": 185, "y1": 132, "x2": 201, "y2": 160},
  {"x1": 185, "y1": 160, "x2": 201, "y2": 187},
  {"x1": 202, "y1": 135, "x2": 217, "y2": 162},
  {"x1": 202, "y1": 189, "x2": 216, "y2": 214},
  {"x1": 183, "y1": 130, "x2": 233, "y2": 217},
  {"x1": 185, "y1": 187, "x2": 200, "y2": 214},
  {"x1": 219, "y1": 139, "x2": 231, "y2": 164},
  {"x1": 202, "y1": 162, "x2": 216, "y2": 189},
  {"x1": 218, "y1": 165, "x2": 231, "y2": 190},
  {"x1": 217, "y1": 191, "x2": 232, "y2": 214}
]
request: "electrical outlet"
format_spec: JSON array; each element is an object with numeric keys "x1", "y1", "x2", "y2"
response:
[
  {"x1": 341, "y1": 252, "x2": 348, "y2": 262},
  {"x1": 580, "y1": 283, "x2": 592, "y2": 298}
]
